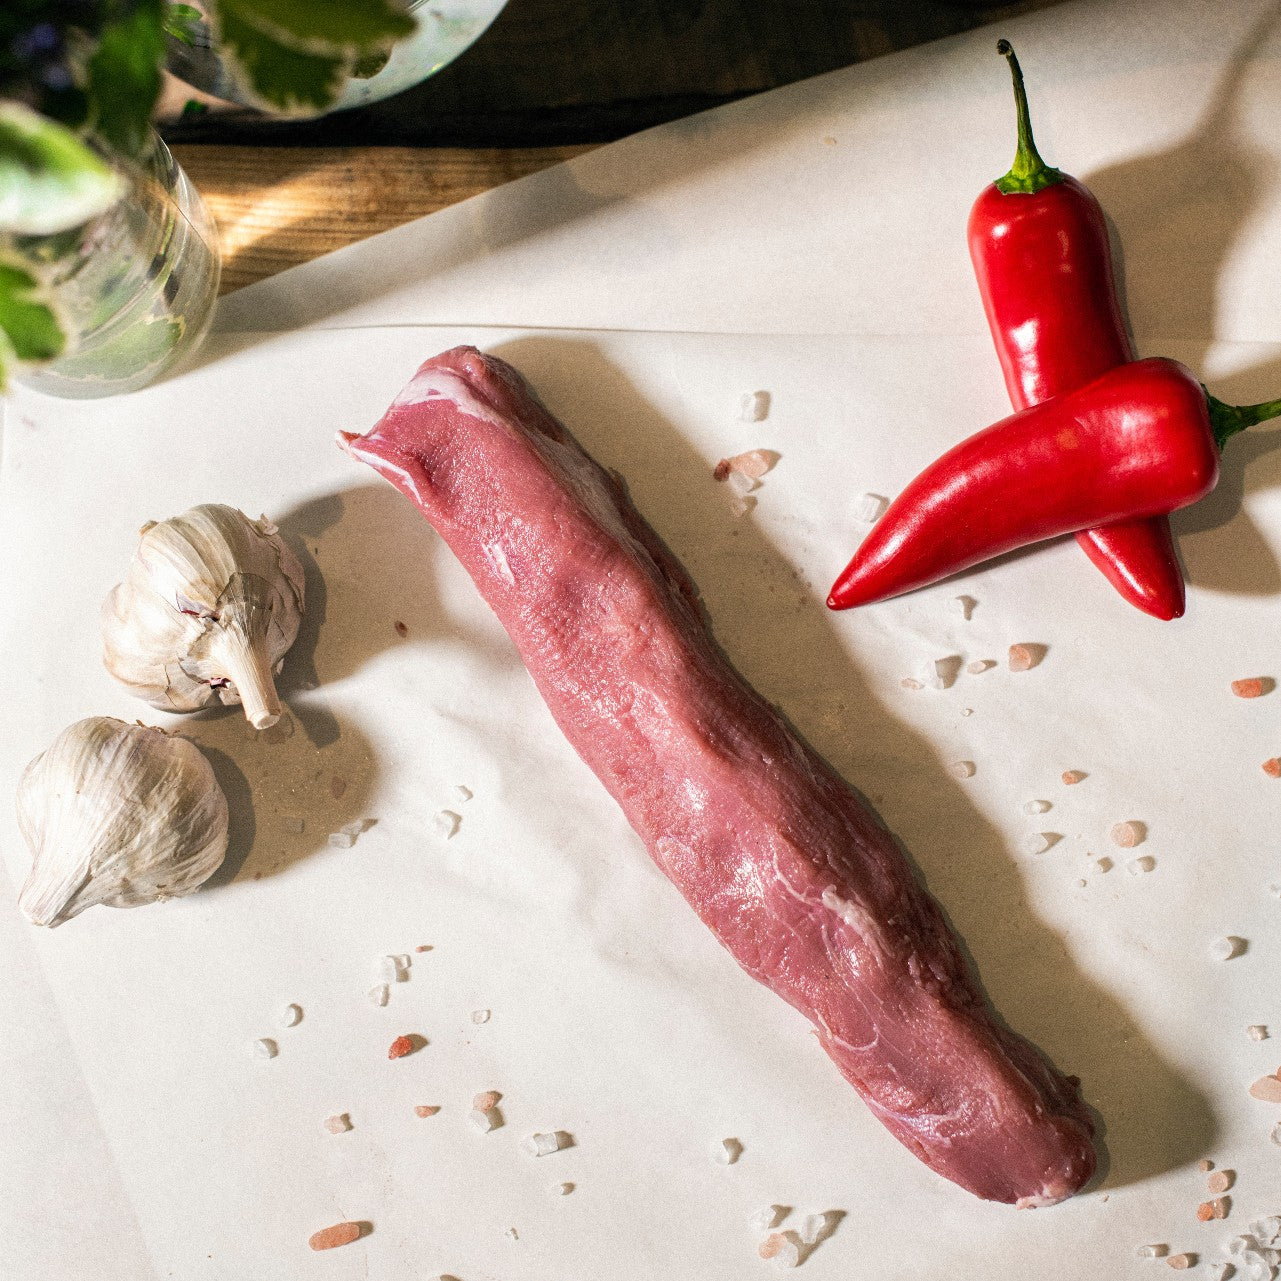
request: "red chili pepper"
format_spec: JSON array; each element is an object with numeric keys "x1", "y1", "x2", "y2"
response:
[
  {"x1": 968, "y1": 41, "x2": 1185, "y2": 620},
  {"x1": 827, "y1": 358, "x2": 1281, "y2": 610}
]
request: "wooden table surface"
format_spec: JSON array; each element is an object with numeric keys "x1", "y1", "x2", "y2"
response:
[{"x1": 174, "y1": 144, "x2": 595, "y2": 294}]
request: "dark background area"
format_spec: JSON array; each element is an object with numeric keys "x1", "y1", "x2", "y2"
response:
[{"x1": 162, "y1": 0, "x2": 1064, "y2": 148}]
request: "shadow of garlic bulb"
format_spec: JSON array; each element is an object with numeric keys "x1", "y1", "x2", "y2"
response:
[
  {"x1": 102, "y1": 504, "x2": 305, "y2": 730},
  {"x1": 17, "y1": 718, "x2": 229, "y2": 928}
]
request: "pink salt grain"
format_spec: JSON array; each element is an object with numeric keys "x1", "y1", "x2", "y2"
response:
[
  {"x1": 330, "y1": 775, "x2": 348, "y2": 799},
  {"x1": 713, "y1": 459, "x2": 731, "y2": 482},
  {"x1": 1207, "y1": 1169, "x2": 1234, "y2": 1194},
  {"x1": 725, "y1": 449, "x2": 777, "y2": 480},
  {"x1": 388, "y1": 1035, "x2": 415, "y2": 1060},
  {"x1": 759, "y1": 1234, "x2": 785, "y2": 1260},
  {"x1": 309, "y1": 1222, "x2": 362, "y2": 1251},
  {"x1": 1196, "y1": 1159, "x2": 1213, "y2": 1172},
  {"x1": 472, "y1": 1090, "x2": 501, "y2": 1112},
  {"x1": 1232, "y1": 677, "x2": 1272, "y2": 699},
  {"x1": 1264, "y1": 758, "x2": 1281, "y2": 778},
  {"x1": 1062, "y1": 770, "x2": 1087, "y2": 785},
  {"x1": 1167, "y1": 1253, "x2": 1195, "y2": 1270},
  {"x1": 1008, "y1": 643, "x2": 1045, "y2": 672},
  {"x1": 414, "y1": 1105, "x2": 440, "y2": 1118},
  {"x1": 1248, "y1": 1074, "x2": 1281, "y2": 1102},
  {"x1": 1110, "y1": 821, "x2": 1146, "y2": 849}
]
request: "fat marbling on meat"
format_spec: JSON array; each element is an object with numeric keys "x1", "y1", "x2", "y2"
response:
[{"x1": 339, "y1": 346, "x2": 1097, "y2": 1205}]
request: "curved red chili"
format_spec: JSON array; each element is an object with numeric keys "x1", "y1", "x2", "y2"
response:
[
  {"x1": 967, "y1": 41, "x2": 1185, "y2": 620},
  {"x1": 827, "y1": 358, "x2": 1265, "y2": 610}
]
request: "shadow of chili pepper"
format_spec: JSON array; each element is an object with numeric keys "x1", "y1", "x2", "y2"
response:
[{"x1": 1085, "y1": 0, "x2": 1281, "y2": 599}]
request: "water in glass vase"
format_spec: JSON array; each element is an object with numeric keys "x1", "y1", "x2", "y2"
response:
[{"x1": 16, "y1": 135, "x2": 220, "y2": 399}]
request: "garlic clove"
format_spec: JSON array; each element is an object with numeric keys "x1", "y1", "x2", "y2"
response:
[
  {"x1": 102, "y1": 505, "x2": 304, "y2": 728},
  {"x1": 16, "y1": 717, "x2": 229, "y2": 927}
]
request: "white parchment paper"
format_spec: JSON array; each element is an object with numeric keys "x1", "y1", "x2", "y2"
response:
[{"x1": 2, "y1": 326, "x2": 1280, "y2": 1279}]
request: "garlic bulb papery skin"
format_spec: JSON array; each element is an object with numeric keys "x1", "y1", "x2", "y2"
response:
[
  {"x1": 17, "y1": 717, "x2": 229, "y2": 928},
  {"x1": 102, "y1": 504, "x2": 305, "y2": 730}
]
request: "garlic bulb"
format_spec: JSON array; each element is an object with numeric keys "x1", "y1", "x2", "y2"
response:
[
  {"x1": 102, "y1": 504, "x2": 305, "y2": 729},
  {"x1": 17, "y1": 717, "x2": 229, "y2": 928}
]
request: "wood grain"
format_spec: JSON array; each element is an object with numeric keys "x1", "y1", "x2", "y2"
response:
[{"x1": 173, "y1": 144, "x2": 595, "y2": 294}]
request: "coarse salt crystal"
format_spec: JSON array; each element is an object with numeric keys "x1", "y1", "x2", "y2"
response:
[
  {"x1": 799, "y1": 1211, "x2": 841, "y2": 1245},
  {"x1": 1075, "y1": 879, "x2": 1088, "y2": 888},
  {"x1": 966, "y1": 659, "x2": 995, "y2": 674},
  {"x1": 340, "y1": 818, "x2": 372, "y2": 837},
  {"x1": 323, "y1": 1113, "x2": 352, "y2": 1134},
  {"x1": 739, "y1": 390, "x2": 770, "y2": 422},
  {"x1": 329, "y1": 775, "x2": 347, "y2": 799},
  {"x1": 1110, "y1": 820, "x2": 1146, "y2": 848},
  {"x1": 414, "y1": 1105, "x2": 440, "y2": 1118},
  {"x1": 388, "y1": 1034, "x2": 416, "y2": 1059},
  {"x1": 470, "y1": 1107, "x2": 502, "y2": 1133},
  {"x1": 1248, "y1": 1025, "x2": 1269, "y2": 1041},
  {"x1": 433, "y1": 810, "x2": 461, "y2": 839},
  {"x1": 1208, "y1": 1170, "x2": 1235, "y2": 1193},
  {"x1": 960, "y1": 707, "x2": 973, "y2": 716},
  {"x1": 727, "y1": 468, "x2": 758, "y2": 496},
  {"x1": 714, "y1": 1137, "x2": 743, "y2": 1164},
  {"x1": 1022, "y1": 832, "x2": 1059, "y2": 856},
  {"x1": 726, "y1": 449, "x2": 777, "y2": 480},
  {"x1": 1024, "y1": 799, "x2": 1052, "y2": 815},
  {"x1": 1137, "y1": 1244, "x2": 1169, "y2": 1258},
  {"x1": 454, "y1": 784, "x2": 473, "y2": 803},
  {"x1": 1196, "y1": 1159, "x2": 1213, "y2": 1172},
  {"x1": 950, "y1": 760, "x2": 976, "y2": 779},
  {"x1": 928, "y1": 656, "x2": 963, "y2": 689},
  {"x1": 1167, "y1": 1254, "x2": 1195, "y2": 1270},
  {"x1": 381, "y1": 955, "x2": 410, "y2": 983},
  {"x1": 1232, "y1": 677, "x2": 1272, "y2": 699},
  {"x1": 328, "y1": 831, "x2": 355, "y2": 849},
  {"x1": 1061, "y1": 770, "x2": 1087, "y2": 785},
  {"x1": 729, "y1": 493, "x2": 757, "y2": 517},
  {"x1": 853, "y1": 492, "x2": 888, "y2": 523},
  {"x1": 309, "y1": 1222, "x2": 362, "y2": 1252},
  {"x1": 1248, "y1": 1074, "x2": 1281, "y2": 1102},
  {"x1": 555, "y1": 1181, "x2": 575, "y2": 1196},
  {"x1": 1210, "y1": 935, "x2": 1247, "y2": 961},
  {"x1": 472, "y1": 1009, "x2": 491, "y2": 1024},
  {"x1": 368, "y1": 983, "x2": 389, "y2": 1007},
  {"x1": 951, "y1": 594, "x2": 976, "y2": 620},
  {"x1": 749, "y1": 1205, "x2": 790, "y2": 1232},
  {"x1": 523, "y1": 1131, "x2": 572, "y2": 1157},
  {"x1": 280, "y1": 1004, "x2": 303, "y2": 1027},
  {"x1": 253, "y1": 1038, "x2": 278, "y2": 1059},
  {"x1": 759, "y1": 1231, "x2": 802, "y2": 1268},
  {"x1": 1008, "y1": 643, "x2": 1045, "y2": 672},
  {"x1": 281, "y1": 816, "x2": 305, "y2": 833},
  {"x1": 1095, "y1": 856, "x2": 1113, "y2": 873},
  {"x1": 900, "y1": 677, "x2": 924, "y2": 691},
  {"x1": 1128, "y1": 856, "x2": 1156, "y2": 875}
]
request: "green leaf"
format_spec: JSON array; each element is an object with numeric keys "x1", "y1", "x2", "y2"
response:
[
  {"x1": 0, "y1": 260, "x2": 66, "y2": 389},
  {"x1": 215, "y1": 6, "x2": 346, "y2": 113},
  {"x1": 0, "y1": 103, "x2": 125, "y2": 237},
  {"x1": 164, "y1": 3, "x2": 207, "y2": 46},
  {"x1": 85, "y1": 0, "x2": 166, "y2": 158},
  {"x1": 216, "y1": 0, "x2": 415, "y2": 54}
]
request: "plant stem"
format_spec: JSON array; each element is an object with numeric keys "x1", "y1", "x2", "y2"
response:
[
  {"x1": 1206, "y1": 391, "x2": 1281, "y2": 450},
  {"x1": 994, "y1": 40, "x2": 1065, "y2": 195}
]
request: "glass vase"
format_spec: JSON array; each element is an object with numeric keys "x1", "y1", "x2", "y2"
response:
[{"x1": 15, "y1": 132, "x2": 220, "y2": 399}]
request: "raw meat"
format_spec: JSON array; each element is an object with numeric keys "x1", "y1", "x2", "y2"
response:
[{"x1": 339, "y1": 347, "x2": 1096, "y2": 1205}]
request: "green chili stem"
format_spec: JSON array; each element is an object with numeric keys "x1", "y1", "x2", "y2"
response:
[
  {"x1": 994, "y1": 40, "x2": 1065, "y2": 195},
  {"x1": 1206, "y1": 391, "x2": 1281, "y2": 450}
]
